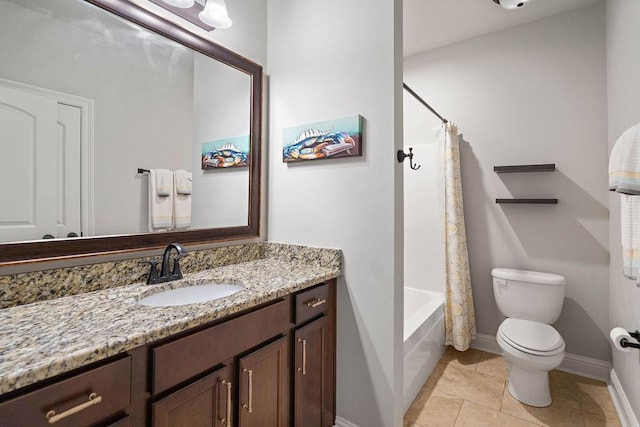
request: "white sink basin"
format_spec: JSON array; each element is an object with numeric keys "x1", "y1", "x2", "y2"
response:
[{"x1": 138, "y1": 284, "x2": 243, "y2": 307}]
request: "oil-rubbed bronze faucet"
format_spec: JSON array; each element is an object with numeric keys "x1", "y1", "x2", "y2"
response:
[{"x1": 139, "y1": 243, "x2": 187, "y2": 285}]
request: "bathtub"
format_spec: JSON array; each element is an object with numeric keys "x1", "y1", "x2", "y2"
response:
[{"x1": 403, "y1": 287, "x2": 446, "y2": 413}]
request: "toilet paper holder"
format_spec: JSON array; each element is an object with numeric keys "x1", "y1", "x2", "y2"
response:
[{"x1": 621, "y1": 330, "x2": 640, "y2": 350}]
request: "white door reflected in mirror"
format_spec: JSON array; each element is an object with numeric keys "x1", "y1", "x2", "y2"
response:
[{"x1": 0, "y1": 83, "x2": 83, "y2": 243}]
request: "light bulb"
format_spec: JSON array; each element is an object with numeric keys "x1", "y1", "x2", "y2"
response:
[
  {"x1": 199, "y1": 0, "x2": 232, "y2": 29},
  {"x1": 161, "y1": 0, "x2": 195, "y2": 8}
]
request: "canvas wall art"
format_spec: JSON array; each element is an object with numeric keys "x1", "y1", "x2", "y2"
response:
[
  {"x1": 201, "y1": 135, "x2": 250, "y2": 169},
  {"x1": 282, "y1": 115, "x2": 363, "y2": 163}
]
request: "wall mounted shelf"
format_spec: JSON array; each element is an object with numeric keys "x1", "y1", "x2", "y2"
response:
[
  {"x1": 493, "y1": 164, "x2": 556, "y2": 173},
  {"x1": 495, "y1": 163, "x2": 557, "y2": 204},
  {"x1": 496, "y1": 199, "x2": 558, "y2": 204}
]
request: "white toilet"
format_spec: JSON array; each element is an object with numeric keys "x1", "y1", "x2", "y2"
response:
[{"x1": 492, "y1": 268, "x2": 566, "y2": 408}]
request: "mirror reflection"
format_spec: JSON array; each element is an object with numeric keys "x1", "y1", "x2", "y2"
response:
[{"x1": 0, "y1": 0, "x2": 251, "y2": 244}]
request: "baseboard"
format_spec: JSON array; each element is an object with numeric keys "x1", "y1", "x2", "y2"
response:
[
  {"x1": 471, "y1": 333, "x2": 502, "y2": 354},
  {"x1": 334, "y1": 416, "x2": 360, "y2": 427},
  {"x1": 609, "y1": 368, "x2": 639, "y2": 427},
  {"x1": 471, "y1": 333, "x2": 611, "y2": 382}
]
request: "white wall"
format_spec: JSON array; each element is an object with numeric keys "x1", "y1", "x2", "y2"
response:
[
  {"x1": 266, "y1": 0, "x2": 404, "y2": 425},
  {"x1": 606, "y1": 0, "x2": 640, "y2": 420},
  {"x1": 404, "y1": 4, "x2": 610, "y2": 361}
]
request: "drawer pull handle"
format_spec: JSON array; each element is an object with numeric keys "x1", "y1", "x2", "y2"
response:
[
  {"x1": 242, "y1": 369, "x2": 253, "y2": 413},
  {"x1": 306, "y1": 298, "x2": 326, "y2": 308},
  {"x1": 220, "y1": 380, "x2": 232, "y2": 425},
  {"x1": 297, "y1": 338, "x2": 307, "y2": 375},
  {"x1": 45, "y1": 393, "x2": 102, "y2": 424}
]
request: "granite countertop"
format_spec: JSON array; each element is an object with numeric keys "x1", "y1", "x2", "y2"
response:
[{"x1": 0, "y1": 252, "x2": 341, "y2": 395}]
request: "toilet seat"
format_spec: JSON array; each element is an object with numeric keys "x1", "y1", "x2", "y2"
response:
[{"x1": 498, "y1": 318, "x2": 564, "y2": 356}]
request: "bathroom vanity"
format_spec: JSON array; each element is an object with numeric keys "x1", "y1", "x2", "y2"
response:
[{"x1": 0, "y1": 247, "x2": 340, "y2": 427}]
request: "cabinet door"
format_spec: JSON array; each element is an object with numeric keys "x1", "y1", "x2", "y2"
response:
[
  {"x1": 151, "y1": 364, "x2": 233, "y2": 427},
  {"x1": 238, "y1": 337, "x2": 288, "y2": 427},
  {"x1": 294, "y1": 316, "x2": 329, "y2": 427}
]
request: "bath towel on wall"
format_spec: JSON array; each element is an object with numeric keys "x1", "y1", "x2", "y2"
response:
[
  {"x1": 173, "y1": 170, "x2": 192, "y2": 229},
  {"x1": 621, "y1": 195, "x2": 640, "y2": 280},
  {"x1": 609, "y1": 122, "x2": 640, "y2": 280},
  {"x1": 439, "y1": 122, "x2": 477, "y2": 351},
  {"x1": 155, "y1": 169, "x2": 173, "y2": 197},
  {"x1": 149, "y1": 169, "x2": 173, "y2": 231},
  {"x1": 175, "y1": 169, "x2": 192, "y2": 195},
  {"x1": 609, "y1": 123, "x2": 640, "y2": 194}
]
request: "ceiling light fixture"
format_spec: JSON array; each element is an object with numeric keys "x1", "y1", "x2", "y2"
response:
[
  {"x1": 161, "y1": 0, "x2": 195, "y2": 9},
  {"x1": 492, "y1": 0, "x2": 533, "y2": 10},
  {"x1": 199, "y1": 0, "x2": 232, "y2": 29}
]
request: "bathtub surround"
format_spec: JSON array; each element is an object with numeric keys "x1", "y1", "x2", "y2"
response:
[
  {"x1": 607, "y1": 0, "x2": 640, "y2": 424},
  {"x1": 403, "y1": 142, "x2": 446, "y2": 294},
  {"x1": 404, "y1": 3, "x2": 609, "y2": 362},
  {"x1": 441, "y1": 123, "x2": 477, "y2": 351},
  {"x1": 0, "y1": 242, "x2": 341, "y2": 309},
  {"x1": 403, "y1": 288, "x2": 446, "y2": 413}
]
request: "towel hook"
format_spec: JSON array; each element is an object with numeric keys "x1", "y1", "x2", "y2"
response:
[{"x1": 397, "y1": 148, "x2": 421, "y2": 170}]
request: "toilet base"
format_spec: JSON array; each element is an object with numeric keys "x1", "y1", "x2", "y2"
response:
[{"x1": 507, "y1": 364, "x2": 552, "y2": 408}]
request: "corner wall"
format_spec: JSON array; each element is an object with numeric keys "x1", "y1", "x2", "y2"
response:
[
  {"x1": 606, "y1": 0, "x2": 640, "y2": 422},
  {"x1": 404, "y1": 4, "x2": 610, "y2": 361},
  {"x1": 266, "y1": 0, "x2": 404, "y2": 425}
]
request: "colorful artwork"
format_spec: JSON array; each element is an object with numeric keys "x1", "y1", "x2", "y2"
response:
[
  {"x1": 201, "y1": 135, "x2": 250, "y2": 169},
  {"x1": 283, "y1": 115, "x2": 363, "y2": 162}
]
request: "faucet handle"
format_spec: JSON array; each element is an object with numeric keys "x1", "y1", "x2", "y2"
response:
[
  {"x1": 171, "y1": 254, "x2": 186, "y2": 279},
  {"x1": 138, "y1": 260, "x2": 160, "y2": 284}
]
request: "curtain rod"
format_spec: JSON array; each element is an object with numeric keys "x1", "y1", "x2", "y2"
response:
[{"x1": 403, "y1": 83, "x2": 448, "y2": 124}]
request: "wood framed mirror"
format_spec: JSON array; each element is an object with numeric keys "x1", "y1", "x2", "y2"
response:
[{"x1": 0, "y1": 0, "x2": 262, "y2": 265}]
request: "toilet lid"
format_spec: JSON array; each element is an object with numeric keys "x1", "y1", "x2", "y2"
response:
[{"x1": 499, "y1": 318, "x2": 564, "y2": 355}]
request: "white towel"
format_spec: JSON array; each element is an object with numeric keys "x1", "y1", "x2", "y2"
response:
[
  {"x1": 175, "y1": 170, "x2": 192, "y2": 195},
  {"x1": 621, "y1": 195, "x2": 640, "y2": 280},
  {"x1": 155, "y1": 169, "x2": 173, "y2": 197},
  {"x1": 609, "y1": 123, "x2": 640, "y2": 194},
  {"x1": 173, "y1": 174, "x2": 191, "y2": 229},
  {"x1": 149, "y1": 169, "x2": 173, "y2": 231}
]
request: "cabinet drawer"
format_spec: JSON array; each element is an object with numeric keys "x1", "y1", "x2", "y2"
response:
[
  {"x1": 294, "y1": 283, "x2": 329, "y2": 324},
  {"x1": 153, "y1": 299, "x2": 290, "y2": 395},
  {"x1": 0, "y1": 357, "x2": 131, "y2": 427}
]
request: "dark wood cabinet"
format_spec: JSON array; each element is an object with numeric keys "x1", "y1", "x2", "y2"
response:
[
  {"x1": 294, "y1": 316, "x2": 328, "y2": 427},
  {"x1": 0, "y1": 280, "x2": 336, "y2": 427},
  {"x1": 151, "y1": 300, "x2": 289, "y2": 395},
  {"x1": 238, "y1": 337, "x2": 289, "y2": 427},
  {"x1": 151, "y1": 364, "x2": 233, "y2": 427}
]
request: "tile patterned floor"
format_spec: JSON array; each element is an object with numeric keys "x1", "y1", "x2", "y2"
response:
[{"x1": 405, "y1": 348, "x2": 621, "y2": 427}]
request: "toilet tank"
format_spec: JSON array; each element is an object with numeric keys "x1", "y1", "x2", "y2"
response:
[{"x1": 492, "y1": 268, "x2": 565, "y2": 324}]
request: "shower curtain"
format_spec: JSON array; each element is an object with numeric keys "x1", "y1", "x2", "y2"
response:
[{"x1": 439, "y1": 122, "x2": 477, "y2": 351}]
